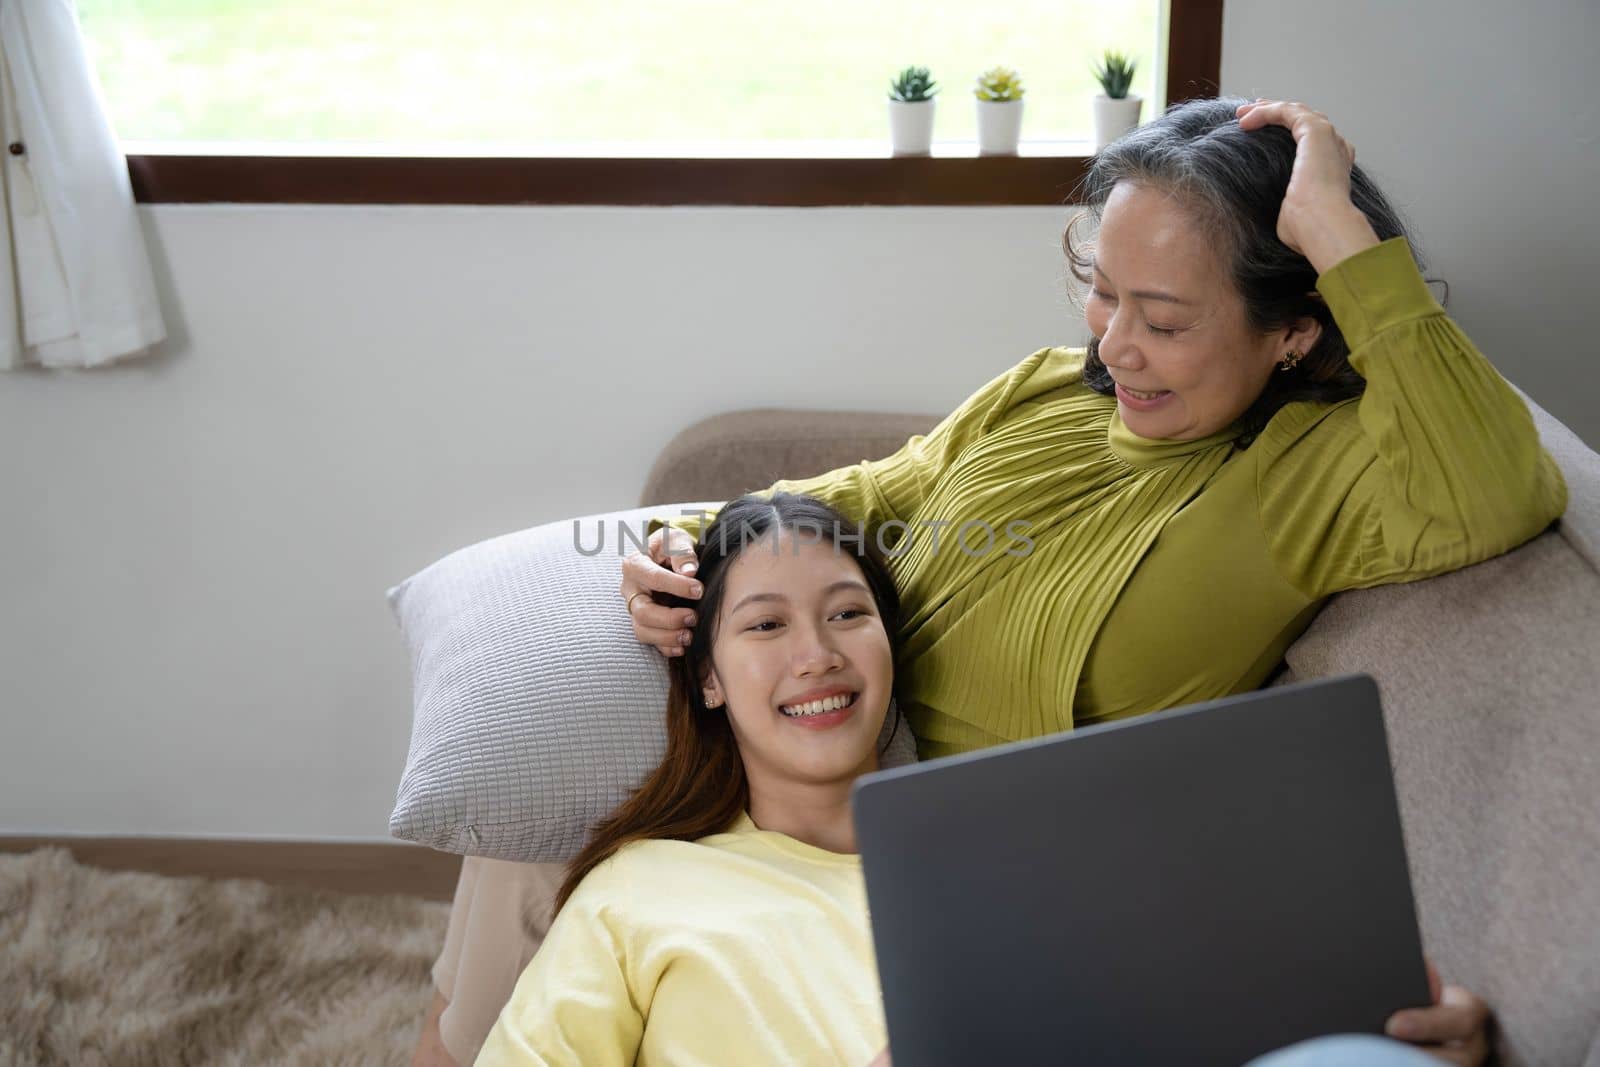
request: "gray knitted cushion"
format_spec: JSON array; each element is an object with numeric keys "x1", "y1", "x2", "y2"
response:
[{"x1": 386, "y1": 502, "x2": 919, "y2": 863}]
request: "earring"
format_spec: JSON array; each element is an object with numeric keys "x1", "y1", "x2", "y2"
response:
[
  {"x1": 703, "y1": 693, "x2": 721, "y2": 708},
  {"x1": 1277, "y1": 349, "x2": 1304, "y2": 372}
]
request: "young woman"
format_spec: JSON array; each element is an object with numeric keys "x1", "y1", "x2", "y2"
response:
[
  {"x1": 475, "y1": 493, "x2": 1489, "y2": 1067},
  {"x1": 476, "y1": 492, "x2": 904, "y2": 1065}
]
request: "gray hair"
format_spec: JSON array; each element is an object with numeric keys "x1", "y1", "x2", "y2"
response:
[{"x1": 1064, "y1": 95, "x2": 1441, "y2": 443}]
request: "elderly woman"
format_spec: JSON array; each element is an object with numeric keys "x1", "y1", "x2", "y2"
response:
[{"x1": 413, "y1": 97, "x2": 1564, "y2": 1067}]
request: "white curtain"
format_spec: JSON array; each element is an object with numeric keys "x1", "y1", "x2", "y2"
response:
[{"x1": 0, "y1": 0, "x2": 165, "y2": 371}]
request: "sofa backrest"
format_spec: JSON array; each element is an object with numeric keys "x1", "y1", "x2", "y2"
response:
[
  {"x1": 638, "y1": 408, "x2": 942, "y2": 508},
  {"x1": 1277, "y1": 395, "x2": 1600, "y2": 1067}
]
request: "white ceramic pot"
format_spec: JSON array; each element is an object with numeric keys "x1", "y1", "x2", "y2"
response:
[
  {"x1": 888, "y1": 99, "x2": 936, "y2": 156},
  {"x1": 1092, "y1": 93, "x2": 1143, "y2": 150},
  {"x1": 976, "y1": 98, "x2": 1024, "y2": 155}
]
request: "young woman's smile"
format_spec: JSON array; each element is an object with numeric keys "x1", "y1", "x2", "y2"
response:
[{"x1": 777, "y1": 688, "x2": 861, "y2": 728}]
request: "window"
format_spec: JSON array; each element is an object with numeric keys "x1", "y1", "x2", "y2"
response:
[
  {"x1": 84, "y1": 0, "x2": 1162, "y2": 150},
  {"x1": 83, "y1": 0, "x2": 1222, "y2": 205}
]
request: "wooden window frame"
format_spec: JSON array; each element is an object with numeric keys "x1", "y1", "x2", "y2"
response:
[{"x1": 126, "y1": 0, "x2": 1221, "y2": 207}]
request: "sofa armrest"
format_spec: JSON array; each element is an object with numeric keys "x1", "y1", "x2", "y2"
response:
[{"x1": 638, "y1": 408, "x2": 941, "y2": 508}]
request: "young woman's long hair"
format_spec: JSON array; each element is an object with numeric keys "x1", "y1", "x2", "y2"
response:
[{"x1": 554, "y1": 492, "x2": 904, "y2": 914}]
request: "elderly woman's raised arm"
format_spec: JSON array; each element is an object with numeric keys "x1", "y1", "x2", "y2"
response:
[{"x1": 1258, "y1": 236, "x2": 1568, "y2": 598}]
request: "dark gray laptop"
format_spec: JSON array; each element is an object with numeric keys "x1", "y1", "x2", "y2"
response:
[{"x1": 851, "y1": 674, "x2": 1431, "y2": 1066}]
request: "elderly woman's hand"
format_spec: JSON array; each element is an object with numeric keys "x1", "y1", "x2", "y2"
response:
[
  {"x1": 620, "y1": 526, "x2": 702, "y2": 656},
  {"x1": 1235, "y1": 99, "x2": 1381, "y2": 274},
  {"x1": 1384, "y1": 958, "x2": 1493, "y2": 1066}
]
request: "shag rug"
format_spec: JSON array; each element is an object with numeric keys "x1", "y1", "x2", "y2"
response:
[{"x1": 0, "y1": 847, "x2": 449, "y2": 1066}]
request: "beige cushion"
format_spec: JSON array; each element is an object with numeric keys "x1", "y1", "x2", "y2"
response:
[{"x1": 1279, "y1": 393, "x2": 1600, "y2": 1067}]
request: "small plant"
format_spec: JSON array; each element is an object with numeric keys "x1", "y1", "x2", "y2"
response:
[
  {"x1": 1092, "y1": 50, "x2": 1138, "y2": 99},
  {"x1": 889, "y1": 65, "x2": 939, "y2": 102},
  {"x1": 973, "y1": 66, "x2": 1025, "y2": 102}
]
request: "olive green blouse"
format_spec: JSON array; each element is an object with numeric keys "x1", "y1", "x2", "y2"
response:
[{"x1": 661, "y1": 237, "x2": 1568, "y2": 760}]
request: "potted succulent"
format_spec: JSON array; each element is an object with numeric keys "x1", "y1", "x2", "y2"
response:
[
  {"x1": 1091, "y1": 50, "x2": 1142, "y2": 149},
  {"x1": 888, "y1": 65, "x2": 939, "y2": 156},
  {"x1": 974, "y1": 66, "x2": 1025, "y2": 155}
]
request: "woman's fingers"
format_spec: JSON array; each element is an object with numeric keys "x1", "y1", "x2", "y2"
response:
[
  {"x1": 621, "y1": 548, "x2": 703, "y2": 656},
  {"x1": 649, "y1": 526, "x2": 700, "y2": 576},
  {"x1": 631, "y1": 595, "x2": 698, "y2": 650},
  {"x1": 630, "y1": 619, "x2": 691, "y2": 656},
  {"x1": 1439, "y1": 982, "x2": 1492, "y2": 1035},
  {"x1": 1385, "y1": 964, "x2": 1491, "y2": 1066},
  {"x1": 1386, "y1": 984, "x2": 1492, "y2": 1061},
  {"x1": 630, "y1": 535, "x2": 703, "y2": 600},
  {"x1": 1237, "y1": 99, "x2": 1351, "y2": 171},
  {"x1": 1236, "y1": 98, "x2": 1328, "y2": 133},
  {"x1": 1232, "y1": 97, "x2": 1372, "y2": 267}
]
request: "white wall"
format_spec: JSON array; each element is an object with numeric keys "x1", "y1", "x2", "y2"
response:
[
  {"x1": 1221, "y1": 0, "x2": 1600, "y2": 446},
  {"x1": 0, "y1": 205, "x2": 1080, "y2": 839},
  {"x1": 5, "y1": 0, "x2": 1596, "y2": 841}
]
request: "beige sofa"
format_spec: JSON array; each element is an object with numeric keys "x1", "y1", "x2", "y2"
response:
[{"x1": 638, "y1": 398, "x2": 1600, "y2": 1067}]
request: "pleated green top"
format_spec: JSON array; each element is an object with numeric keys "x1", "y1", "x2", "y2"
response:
[{"x1": 661, "y1": 238, "x2": 1568, "y2": 760}]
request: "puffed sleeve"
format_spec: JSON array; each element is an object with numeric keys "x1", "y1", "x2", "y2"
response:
[
  {"x1": 473, "y1": 862, "x2": 644, "y2": 1067},
  {"x1": 649, "y1": 348, "x2": 1057, "y2": 543},
  {"x1": 1259, "y1": 237, "x2": 1568, "y2": 598}
]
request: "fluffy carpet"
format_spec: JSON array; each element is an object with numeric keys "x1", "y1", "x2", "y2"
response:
[{"x1": 0, "y1": 847, "x2": 449, "y2": 1066}]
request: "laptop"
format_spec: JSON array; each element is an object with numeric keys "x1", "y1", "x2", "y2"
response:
[{"x1": 851, "y1": 674, "x2": 1431, "y2": 1066}]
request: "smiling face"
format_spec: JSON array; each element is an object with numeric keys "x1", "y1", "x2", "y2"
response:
[
  {"x1": 1084, "y1": 181, "x2": 1322, "y2": 440},
  {"x1": 698, "y1": 529, "x2": 894, "y2": 791}
]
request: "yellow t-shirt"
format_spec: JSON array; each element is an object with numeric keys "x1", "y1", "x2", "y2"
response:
[{"x1": 475, "y1": 812, "x2": 885, "y2": 1067}]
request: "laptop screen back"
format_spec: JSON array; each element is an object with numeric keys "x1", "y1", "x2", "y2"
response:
[{"x1": 851, "y1": 674, "x2": 1429, "y2": 1066}]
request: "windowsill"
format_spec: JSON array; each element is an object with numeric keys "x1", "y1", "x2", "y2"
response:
[
  {"x1": 124, "y1": 137, "x2": 1098, "y2": 160},
  {"x1": 125, "y1": 150, "x2": 1097, "y2": 207}
]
